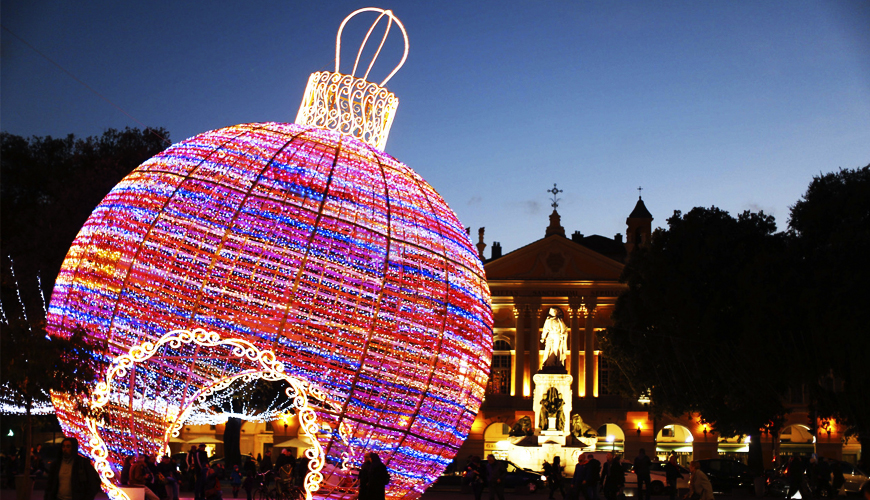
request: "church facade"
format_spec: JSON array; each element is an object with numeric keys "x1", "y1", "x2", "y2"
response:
[{"x1": 457, "y1": 197, "x2": 856, "y2": 470}]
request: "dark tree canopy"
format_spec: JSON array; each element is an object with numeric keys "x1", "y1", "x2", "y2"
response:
[
  {"x1": 788, "y1": 165, "x2": 870, "y2": 457},
  {"x1": 602, "y1": 207, "x2": 799, "y2": 473},
  {"x1": 0, "y1": 127, "x2": 170, "y2": 299},
  {"x1": 0, "y1": 273, "x2": 105, "y2": 491}
]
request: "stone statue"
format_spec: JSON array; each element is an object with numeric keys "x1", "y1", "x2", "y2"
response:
[
  {"x1": 509, "y1": 416, "x2": 534, "y2": 436},
  {"x1": 541, "y1": 307, "x2": 568, "y2": 368},
  {"x1": 539, "y1": 387, "x2": 565, "y2": 432},
  {"x1": 570, "y1": 413, "x2": 597, "y2": 438}
]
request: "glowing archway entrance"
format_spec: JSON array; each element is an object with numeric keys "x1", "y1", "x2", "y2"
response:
[
  {"x1": 655, "y1": 424, "x2": 694, "y2": 464},
  {"x1": 596, "y1": 423, "x2": 626, "y2": 452},
  {"x1": 69, "y1": 328, "x2": 353, "y2": 500}
]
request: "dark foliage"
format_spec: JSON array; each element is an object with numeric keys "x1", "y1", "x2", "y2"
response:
[
  {"x1": 0, "y1": 127, "x2": 170, "y2": 301},
  {"x1": 788, "y1": 165, "x2": 870, "y2": 459},
  {"x1": 603, "y1": 207, "x2": 799, "y2": 474}
]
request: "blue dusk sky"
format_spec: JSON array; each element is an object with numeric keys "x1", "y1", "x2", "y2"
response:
[{"x1": 2, "y1": 1, "x2": 869, "y2": 256}]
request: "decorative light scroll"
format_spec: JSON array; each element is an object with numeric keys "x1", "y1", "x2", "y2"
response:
[
  {"x1": 295, "y1": 71, "x2": 398, "y2": 150},
  {"x1": 295, "y1": 8, "x2": 408, "y2": 150},
  {"x1": 67, "y1": 328, "x2": 352, "y2": 500}
]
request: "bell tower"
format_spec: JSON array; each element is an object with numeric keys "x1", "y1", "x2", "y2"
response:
[{"x1": 625, "y1": 188, "x2": 653, "y2": 255}]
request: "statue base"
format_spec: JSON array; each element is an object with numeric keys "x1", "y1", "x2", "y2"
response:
[{"x1": 532, "y1": 372, "x2": 573, "y2": 441}]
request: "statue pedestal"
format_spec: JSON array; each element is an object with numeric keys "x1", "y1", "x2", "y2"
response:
[{"x1": 533, "y1": 372, "x2": 573, "y2": 445}]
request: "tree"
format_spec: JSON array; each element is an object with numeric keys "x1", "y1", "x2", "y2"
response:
[
  {"x1": 0, "y1": 265, "x2": 104, "y2": 497},
  {"x1": 788, "y1": 165, "x2": 870, "y2": 460},
  {"x1": 602, "y1": 207, "x2": 799, "y2": 475},
  {"x1": 0, "y1": 127, "x2": 170, "y2": 299}
]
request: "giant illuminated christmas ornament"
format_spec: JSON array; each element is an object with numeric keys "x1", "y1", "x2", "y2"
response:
[{"x1": 47, "y1": 8, "x2": 492, "y2": 500}]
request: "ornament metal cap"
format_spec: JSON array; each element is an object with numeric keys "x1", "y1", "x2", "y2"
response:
[{"x1": 295, "y1": 8, "x2": 408, "y2": 151}]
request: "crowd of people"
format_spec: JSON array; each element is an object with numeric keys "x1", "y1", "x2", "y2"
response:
[
  {"x1": 115, "y1": 444, "x2": 312, "y2": 500},
  {"x1": 463, "y1": 451, "x2": 714, "y2": 500}
]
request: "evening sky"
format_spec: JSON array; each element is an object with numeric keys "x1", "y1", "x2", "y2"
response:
[{"x1": 2, "y1": 1, "x2": 869, "y2": 255}]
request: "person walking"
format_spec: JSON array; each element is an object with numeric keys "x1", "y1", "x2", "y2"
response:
[
  {"x1": 684, "y1": 461, "x2": 714, "y2": 500},
  {"x1": 547, "y1": 456, "x2": 566, "y2": 500},
  {"x1": 831, "y1": 461, "x2": 845, "y2": 495},
  {"x1": 573, "y1": 454, "x2": 588, "y2": 500},
  {"x1": 464, "y1": 455, "x2": 486, "y2": 500},
  {"x1": 121, "y1": 455, "x2": 134, "y2": 486},
  {"x1": 634, "y1": 449, "x2": 652, "y2": 500},
  {"x1": 230, "y1": 465, "x2": 242, "y2": 498},
  {"x1": 486, "y1": 455, "x2": 506, "y2": 500},
  {"x1": 815, "y1": 457, "x2": 832, "y2": 498},
  {"x1": 603, "y1": 455, "x2": 624, "y2": 500},
  {"x1": 186, "y1": 446, "x2": 198, "y2": 492},
  {"x1": 194, "y1": 444, "x2": 210, "y2": 500},
  {"x1": 358, "y1": 452, "x2": 373, "y2": 500},
  {"x1": 664, "y1": 455, "x2": 683, "y2": 500},
  {"x1": 583, "y1": 453, "x2": 601, "y2": 500},
  {"x1": 44, "y1": 438, "x2": 101, "y2": 500},
  {"x1": 203, "y1": 466, "x2": 222, "y2": 500},
  {"x1": 242, "y1": 471, "x2": 255, "y2": 500},
  {"x1": 786, "y1": 454, "x2": 810, "y2": 500},
  {"x1": 368, "y1": 453, "x2": 391, "y2": 500}
]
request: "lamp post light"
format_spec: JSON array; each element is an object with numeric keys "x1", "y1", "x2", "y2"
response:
[
  {"x1": 607, "y1": 434, "x2": 615, "y2": 452},
  {"x1": 279, "y1": 412, "x2": 293, "y2": 436}
]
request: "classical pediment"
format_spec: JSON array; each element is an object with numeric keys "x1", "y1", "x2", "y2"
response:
[{"x1": 484, "y1": 235, "x2": 624, "y2": 281}]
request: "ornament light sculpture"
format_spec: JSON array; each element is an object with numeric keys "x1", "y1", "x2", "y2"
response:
[{"x1": 48, "y1": 8, "x2": 493, "y2": 500}]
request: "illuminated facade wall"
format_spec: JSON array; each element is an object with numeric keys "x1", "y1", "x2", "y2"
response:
[{"x1": 47, "y1": 122, "x2": 493, "y2": 498}]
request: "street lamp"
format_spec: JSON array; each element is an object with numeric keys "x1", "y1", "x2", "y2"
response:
[
  {"x1": 279, "y1": 412, "x2": 293, "y2": 436},
  {"x1": 606, "y1": 434, "x2": 615, "y2": 452}
]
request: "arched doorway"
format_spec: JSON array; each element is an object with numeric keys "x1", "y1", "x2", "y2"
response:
[
  {"x1": 655, "y1": 424, "x2": 694, "y2": 466},
  {"x1": 596, "y1": 424, "x2": 625, "y2": 454},
  {"x1": 484, "y1": 422, "x2": 512, "y2": 460},
  {"x1": 779, "y1": 424, "x2": 815, "y2": 460}
]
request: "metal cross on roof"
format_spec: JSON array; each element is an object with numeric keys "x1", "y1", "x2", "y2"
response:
[
  {"x1": 637, "y1": 186, "x2": 643, "y2": 198},
  {"x1": 547, "y1": 183, "x2": 563, "y2": 209}
]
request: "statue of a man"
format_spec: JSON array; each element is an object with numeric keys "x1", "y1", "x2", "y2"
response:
[{"x1": 541, "y1": 307, "x2": 568, "y2": 368}]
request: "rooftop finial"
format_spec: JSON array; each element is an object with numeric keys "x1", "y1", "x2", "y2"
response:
[
  {"x1": 637, "y1": 185, "x2": 643, "y2": 199},
  {"x1": 548, "y1": 183, "x2": 563, "y2": 210},
  {"x1": 295, "y1": 8, "x2": 409, "y2": 150}
]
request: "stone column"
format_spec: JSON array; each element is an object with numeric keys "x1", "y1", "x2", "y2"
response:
[
  {"x1": 530, "y1": 305, "x2": 547, "y2": 395},
  {"x1": 513, "y1": 303, "x2": 526, "y2": 399},
  {"x1": 569, "y1": 299, "x2": 583, "y2": 397},
  {"x1": 583, "y1": 297, "x2": 598, "y2": 399}
]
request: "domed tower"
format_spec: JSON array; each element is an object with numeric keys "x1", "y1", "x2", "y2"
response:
[{"x1": 625, "y1": 193, "x2": 653, "y2": 255}]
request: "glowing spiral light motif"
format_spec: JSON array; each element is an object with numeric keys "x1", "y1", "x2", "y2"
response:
[{"x1": 46, "y1": 120, "x2": 494, "y2": 498}]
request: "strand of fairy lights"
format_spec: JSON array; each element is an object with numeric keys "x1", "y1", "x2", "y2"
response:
[{"x1": 46, "y1": 119, "x2": 492, "y2": 496}]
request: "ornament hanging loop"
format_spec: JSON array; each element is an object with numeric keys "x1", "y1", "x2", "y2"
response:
[{"x1": 335, "y1": 8, "x2": 409, "y2": 87}]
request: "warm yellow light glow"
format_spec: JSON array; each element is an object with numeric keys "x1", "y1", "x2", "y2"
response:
[
  {"x1": 606, "y1": 435, "x2": 615, "y2": 443},
  {"x1": 279, "y1": 412, "x2": 294, "y2": 428}
]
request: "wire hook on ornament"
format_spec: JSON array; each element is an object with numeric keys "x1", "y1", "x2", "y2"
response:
[{"x1": 335, "y1": 7, "x2": 409, "y2": 86}]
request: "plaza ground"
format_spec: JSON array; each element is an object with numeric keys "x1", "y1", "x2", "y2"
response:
[{"x1": 0, "y1": 480, "x2": 765, "y2": 500}]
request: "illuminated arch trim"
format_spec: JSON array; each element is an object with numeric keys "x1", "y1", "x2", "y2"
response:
[{"x1": 82, "y1": 328, "x2": 354, "y2": 500}]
